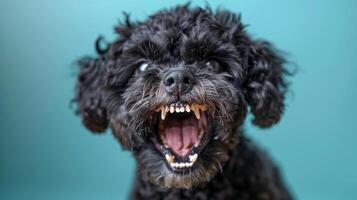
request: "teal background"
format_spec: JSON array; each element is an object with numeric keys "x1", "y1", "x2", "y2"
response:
[{"x1": 1, "y1": 0, "x2": 356, "y2": 199}]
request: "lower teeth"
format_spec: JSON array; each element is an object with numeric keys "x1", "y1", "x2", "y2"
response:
[
  {"x1": 170, "y1": 162, "x2": 193, "y2": 168},
  {"x1": 165, "y1": 153, "x2": 198, "y2": 169}
]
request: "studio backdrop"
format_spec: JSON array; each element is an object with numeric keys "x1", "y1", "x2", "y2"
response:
[{"x1": 0, "y1": 0, "x2": 356, "y2": 199}]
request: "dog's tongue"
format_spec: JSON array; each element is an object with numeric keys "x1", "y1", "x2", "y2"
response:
[{"x1": 162, "y1": 115, "x2": 199, "y2": 157}]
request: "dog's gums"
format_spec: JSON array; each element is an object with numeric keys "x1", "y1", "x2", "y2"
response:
[{"x1": 153, "y1": 103, "x2": 207, "y2": 171}]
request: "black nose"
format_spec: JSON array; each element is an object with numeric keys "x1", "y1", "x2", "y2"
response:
[{"x1": 163, "y1": 70, "x2": 195, "y2": 95}]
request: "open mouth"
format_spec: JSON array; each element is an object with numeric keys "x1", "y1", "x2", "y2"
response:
[{"x1": 151, "y1": 103, "x2": 209, "y2": 172}]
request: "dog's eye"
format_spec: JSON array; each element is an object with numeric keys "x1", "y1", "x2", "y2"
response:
[
  {"x1": 206, "y1": 60, "x2": 221, "y2": 73},
  {"x1": 139, "y1": 63, "x2": 149, "y2": 72}
]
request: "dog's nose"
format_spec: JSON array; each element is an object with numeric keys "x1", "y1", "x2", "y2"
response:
[{"x1": 163, "y1": 70, "x2": 195, "y2": 95}]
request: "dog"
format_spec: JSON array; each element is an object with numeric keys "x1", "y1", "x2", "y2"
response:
[{"x1": 74, "y1": 5, "x2": 293, "y2": 200}]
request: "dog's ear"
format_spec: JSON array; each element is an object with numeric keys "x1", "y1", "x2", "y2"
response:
[
  {"x1": 75, "y1": 56, "x2": 108, "y2": 133},
  {"x1": 244, "y1": 40, "x2": 287, "y2": 128},
  {"x1": 214, "y1": 10, "x2": 287, "y2": 128},
  {"x1": 75, "y1": 13, "x2": 137, "y2": 134}
]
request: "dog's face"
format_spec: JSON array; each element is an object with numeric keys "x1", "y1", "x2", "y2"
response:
[{"x1": 75, "y1": 6, "x2": 287, "y2": 189}]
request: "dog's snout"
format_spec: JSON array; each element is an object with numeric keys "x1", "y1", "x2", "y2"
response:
[{"x1": 163, "y1": 70, "x2": 195, "y2": 95}]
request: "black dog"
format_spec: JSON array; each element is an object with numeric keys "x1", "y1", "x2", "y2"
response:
[{"x1": 74, "y1": 5, "x2": 293, "y2": 200}]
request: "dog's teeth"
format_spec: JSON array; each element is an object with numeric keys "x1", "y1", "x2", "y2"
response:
[
  {"x1": 185, "y1": 104, "x2": 191, "y2": 112},
  {"x1": 170, "y1": 105, "x2": 175, "y2": 113},
  {"x1": 161, "y1": 112, "x2": 166, "y2": 120},
  {"x1": 161, "y1": 107, "x2": 167, "y2": 120},
  {"x1": 165, "y1": 154, "x2": 175, "y2": 163},
  {"x1": 175, "y1": 107, "x2": 180, "y2": 113},
  {"x1": 170, "y1": 161, "x2": 194, "y2": 169},
  {"x1": 180, "y1": 106, "x2": 185, "y2": 112},
  {"x1": 191, "y1": 104, "x2": 200, "y2": 119},
  {"x1": 189, "y1": 154, "x2": 198, "y2": 164}
]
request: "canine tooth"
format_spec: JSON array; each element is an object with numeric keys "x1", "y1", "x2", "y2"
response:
[
  {"x1": 161, "y1": 107, "x2": 167, "y2": 120},
  {"x1": 191, "y1": 104, "x2": 200, "y2": 119},
  {"x1": 165, "y1": 154, "x2": 175, "y2": 163},
  {"x1": 185, "y1": 105, "x2": 190, "y2": 112},
  {"x1": 170, "y1": 105, "x2": 175, "y2": 113},
  {"x1": 189, "y1": 154, "x2": 198, "y2": 164}
]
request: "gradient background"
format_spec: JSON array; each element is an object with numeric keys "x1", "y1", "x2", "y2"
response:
[{"x1": 1, "y1": 0, "x2": 356, "y2": 199}]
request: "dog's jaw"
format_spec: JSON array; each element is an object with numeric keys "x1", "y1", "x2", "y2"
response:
[
  {"x1": 136, "y1": 134, "x2": 232, "y2": 189},
  {"x1": 152, "y1": 102, "x2": 208, "y2": 172},
  {"x1": 128, "y1": 93, "x2": 240, "y2": 189},
  {"x1": 122, "y1": 70, "x2": 244, "y2": 189}
]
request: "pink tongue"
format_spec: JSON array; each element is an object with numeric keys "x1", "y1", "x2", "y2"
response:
[{"x1": 163, "y1": 115, "x2": 198, "y2": 157}]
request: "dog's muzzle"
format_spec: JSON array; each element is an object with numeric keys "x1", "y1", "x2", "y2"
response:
[{"x1": 163, "y1": 69, "x2": 195, "y2": 96}]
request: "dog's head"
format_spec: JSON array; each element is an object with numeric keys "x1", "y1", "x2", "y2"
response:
[{"x1": 75, "y1": 6, "x2": 288, "y2": 189}]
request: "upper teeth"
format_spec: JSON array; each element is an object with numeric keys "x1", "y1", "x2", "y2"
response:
[
  {"x1": 157, "y1": 103, "x2": 207, "y2": 120},
  {"x1": 164, "y1": 153, "x2": 198, "y2": 169}
]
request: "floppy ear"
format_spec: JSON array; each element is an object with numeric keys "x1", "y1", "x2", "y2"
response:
[
  {"x1": 75, "y1": 56, "x2": 108, "y2": 133},
  {"x1": 244, "y1": 40, "x2": 287, "y2": 128},
  {"x1": 75, "y1": 13, "x2": 136, "y2": 135},
  {"x1": 214, "y1": 11, "x2": 286, "y2": 128}
]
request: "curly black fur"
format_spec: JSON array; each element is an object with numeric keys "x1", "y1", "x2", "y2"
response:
[{"x1": 74, "y1": 4, "x2": 293, "y2": 199}]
